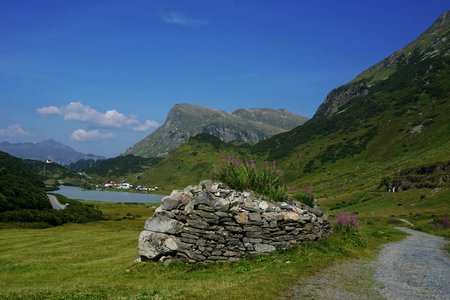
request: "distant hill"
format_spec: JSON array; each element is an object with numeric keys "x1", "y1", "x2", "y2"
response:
[
  {"x1": 70, "y1": 155, "x2": 163, "y2": 179},
  {"x1": 0, "y1": 139, "x2": 105, "y2": 166},
  {"x1": 127, "y1": 134, "x2": 249, "y2": 192},
  {"x1": 124, "y1": 104, "x2": 308, "y2": 158},
  {"x1": 24, "y1": 159, "x2": 83, "y2": 186},
  {"x1": 0, "y1": 151, "x2": 50, "y2": 212}
]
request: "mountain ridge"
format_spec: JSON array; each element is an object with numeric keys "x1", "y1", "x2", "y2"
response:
[
  {"x1": 124, "y1": 103, "x2": 308, "y2": 157},
  {"x1": 0, "y1": 139, "x2": 105, "y2": 166},
  {"x1": 314, "y1": 10, "x2": 450, "y2": 119}
]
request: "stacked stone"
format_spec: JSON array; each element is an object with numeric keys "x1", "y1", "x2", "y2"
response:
[{"x1": 138, "y1": 181, "x2": 331, "y2": 264}]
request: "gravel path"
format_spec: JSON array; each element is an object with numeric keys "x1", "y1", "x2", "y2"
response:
[
  {"x1": 375, "y1": 227, "x2": 450, "y2": 300},
  {"x1": 284, "y1": 227, "x2": 450, "y2": 299}
]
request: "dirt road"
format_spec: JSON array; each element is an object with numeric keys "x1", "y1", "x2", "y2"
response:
[{"x1": 284, "y1": 227, "x2": 450, "y2": 299}]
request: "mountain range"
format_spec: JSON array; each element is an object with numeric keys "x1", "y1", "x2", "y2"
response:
[
  {"x1": 124, "y1": 104, "x2": 308, "y2": 157},
  {"x1": 125, "y1": 10, "x2": 449, "y2": 198},
  {"x1": 0, "y1": 139, "x2": 105, "y2": 166}
]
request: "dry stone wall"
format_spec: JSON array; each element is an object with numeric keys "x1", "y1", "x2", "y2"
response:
[{"x1": 138, "y1": 181, "x2": 331, "y2": 264}]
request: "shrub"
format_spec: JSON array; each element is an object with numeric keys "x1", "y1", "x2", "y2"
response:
[
  {"x1": 436, "y1": 218, "x2": 450, "y2": 229},
  {"x1": 213, "y1": 155, "x2": 287, "y2": 201},
  {"x1": 387, "y1": 218, "x2": 401, "y2": 225}
]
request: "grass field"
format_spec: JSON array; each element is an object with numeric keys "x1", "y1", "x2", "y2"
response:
[{"x1": 0, "y1": 200, "x2": 410, "y2": 300}]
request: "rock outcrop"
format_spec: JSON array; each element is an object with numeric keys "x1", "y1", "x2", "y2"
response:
[
  {"x1": 380, "y1": 161, "x2": 450, "y2": 192},
  {"x1": 138, "y1": 181, "x2": 331, "y2": 264}
]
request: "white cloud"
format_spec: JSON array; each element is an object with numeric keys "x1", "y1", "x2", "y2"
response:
[
  {"x1": 36, "y1": 106, "x2": 61, "y2": 115},
  {"x1": 0, "y1": 124, "x2": 31, "y2": 137},
  {"x1": 37, "y1": 102, "x2": 159, "y2": 132},
  {"x1": 132, "y1": 119, "x2": 160, "y2": 132},
  {"x1": 70, "y1": 129, "x2": 113, "y2": 142},
  {"x1": 161, "y1": 12, "x2": 208, "y2": 27}
]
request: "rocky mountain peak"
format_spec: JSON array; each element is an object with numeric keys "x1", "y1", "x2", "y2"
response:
[
  {"x1": 430, "y1": 10, "x2": 449, "y2": 29},
  {"x1": 125, "y1": 104, "x2": 308, "y2": 157}
]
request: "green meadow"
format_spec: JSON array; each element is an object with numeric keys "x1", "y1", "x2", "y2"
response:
[{"x1": 0, "y1": 200, "x2": 410, "y2": 300}]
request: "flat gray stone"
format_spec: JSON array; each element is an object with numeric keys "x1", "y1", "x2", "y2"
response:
[
  {"x1": 213, "y1": 197, "x2": 230, "y2": 211},
  {"x1": 258, "y1": 201, "x2": 270, "y2": 211},
  {"x1": 248, "y1": 212, "x2": 262, "y2": 222},
  {"x1": 144, "y1": 215, "x2": 183, "y2": 234},
  {"x1": 161, "y1": 196, "x2": 181, "y2": 211},
  {"x1": 187, "y1": 218, "x2": 210, "y2": 229},
  {"x1": 254, "y1": 243, "x2": 276, "y2": 253}
]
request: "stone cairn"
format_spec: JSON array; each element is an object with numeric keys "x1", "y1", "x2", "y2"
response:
[{"x1": 138, "y1": 181, "x2": 331, "y2": 264}]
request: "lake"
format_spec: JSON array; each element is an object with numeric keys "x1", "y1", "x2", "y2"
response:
[{"x1": 53, "y1": 185, "x2": 164, "y2": 203}]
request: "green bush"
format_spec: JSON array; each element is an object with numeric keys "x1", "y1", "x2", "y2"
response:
[{"x1": 213, "y1": 155, "x2": 288, "y2": 201}]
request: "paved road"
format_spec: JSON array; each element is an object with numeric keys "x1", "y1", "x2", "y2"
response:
[
  {"x1": 47, "y1": 194, "x2": 67, "y2": 210},
  {"x1": 375, "y1": 227, "x2": 450, "y2": 300}
]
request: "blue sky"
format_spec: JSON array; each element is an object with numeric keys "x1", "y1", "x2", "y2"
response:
[{"x1": 0, "y1": 0, "x2": 448, "y2": 157}]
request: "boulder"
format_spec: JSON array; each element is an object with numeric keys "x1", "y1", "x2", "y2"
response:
[{"x1": 139, "y1": 231, "x2": 180, "y2": 260}]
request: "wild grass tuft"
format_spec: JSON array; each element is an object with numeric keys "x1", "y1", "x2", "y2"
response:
[
  {"x1": 213, "y1": 155, "x2": 288, "y2": 201},
  {"x1": 292, "y1": 193, "x2": 315, "y2": 207}
]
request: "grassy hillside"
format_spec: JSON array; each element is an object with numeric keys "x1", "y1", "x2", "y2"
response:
[
  {"x1": 25, "y1": 159, "x2": 84, "y2": 186},
  {"x1": 87, "y1": 155, "x2": 162, "y2": 180},
  {"x1": 127, "y1": 134, "x2": 250, "y2": 193},
  {"x1": 0, "y1": 151, "x2": 50, "y2": 212},
  {"x1": 252, "y1": 11, "x2": 450, "y2": 198}
]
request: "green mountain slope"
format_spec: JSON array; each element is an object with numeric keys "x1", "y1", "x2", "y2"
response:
[
  {"x1": 25, "y1": 160, "x2": 84, "y2": 186},
  {"x1": 0, "y1": 151, "x2": 50, "y2": 211},
  {"x1": 247, "y1": 11, "x2": 450, "y2": 219},
  {"x1": 126, "y1": 134, "x2": 249, "y2": 193},
  {"x1": 254, "y1": 10, "x2": 449, "y2": 172},
  {"x1": 124, "y1": 104, "x2": 308, "y2": 158},
  {"x1": 82, "y1": 155, "x2": 163, "y2": 182}
]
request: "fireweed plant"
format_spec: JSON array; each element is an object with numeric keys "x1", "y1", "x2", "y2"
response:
[
  {"x1": 334, "y1": 213, "x2": 359, "y2": 233},
  {"x1": 333, "y1": 213, "x2": 367, "y2": 248},
  {"x1": 213, "y1": 155, "x2": 288, "y2": 201}
]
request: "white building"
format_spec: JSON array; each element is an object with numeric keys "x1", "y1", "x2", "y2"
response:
[{"x1": 118, "y1": 182, "x2": 132, "y2": 189}]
